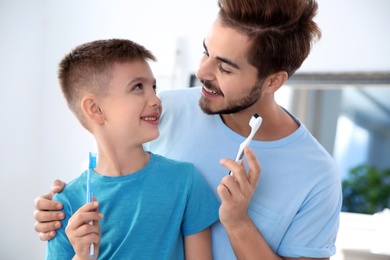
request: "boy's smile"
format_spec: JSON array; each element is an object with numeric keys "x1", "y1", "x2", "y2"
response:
[{"x1": 99, "y1": 60, "x2": 161, "y2": 147}]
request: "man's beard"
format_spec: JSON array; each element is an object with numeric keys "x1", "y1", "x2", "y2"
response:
[{"x1": 199, "y1": 80, "x2": 263, "y2": 115}]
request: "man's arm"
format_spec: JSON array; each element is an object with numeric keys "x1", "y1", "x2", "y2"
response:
[
  {"x1": 33, "y1": 179, "x2": 66, "y2": 241},
  {"x1": 222, "y1": 215, "x2": 328, "y2": 260},
  {"x1": 218, "y1": 148, "x2": 329, "y2": 260},
  {"x1": 184, "y1": 228, "x2": 212, "y2": 260}
]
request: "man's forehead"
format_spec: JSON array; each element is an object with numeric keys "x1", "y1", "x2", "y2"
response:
[{"x1": 204, "y1": 19, "x2": 252, "y2": 67}]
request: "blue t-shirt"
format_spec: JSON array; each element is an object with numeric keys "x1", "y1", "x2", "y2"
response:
[
  {"x1": 148, "y1": 87, "x2": 342, "y2": 259},
  {"x1": 45, "y1": 153, "x2": 220, "y2": 259}
]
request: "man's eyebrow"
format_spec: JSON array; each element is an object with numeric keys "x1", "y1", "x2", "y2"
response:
[{"x1": 203, "y1": 39, "x2": 241, "y2": 70}]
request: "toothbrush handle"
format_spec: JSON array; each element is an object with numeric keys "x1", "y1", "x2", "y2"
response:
[
  {"x1": 89, "y1": 240, "x2": 94, "y2": 258},
  {"x1": 228, "y1": 158, "x2": 244, "y2": 176},
  {"x1": 229, "y1": 142, "x2": 247, "y2": 176},
  {"x1": 88, "y1": 198, "x2": 94, "y2": 258}
]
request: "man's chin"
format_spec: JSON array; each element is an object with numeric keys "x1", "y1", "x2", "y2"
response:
[
  {"x1": 199, "y1": 96, "x2": 249, "y2": 115},
  {"x1": 198, "y1": 98, "x2": 218, "y2": 115}
]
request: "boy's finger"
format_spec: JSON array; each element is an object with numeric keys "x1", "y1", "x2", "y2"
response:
[{"x1": 76, "y1": 201, "x2": 100, "y2": 213}]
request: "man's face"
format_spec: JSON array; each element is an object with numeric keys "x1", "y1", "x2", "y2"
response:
[{"x1": 196, "y1": 17, "x2": 262, "y2": 115}]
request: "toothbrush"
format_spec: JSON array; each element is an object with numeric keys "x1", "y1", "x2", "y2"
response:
[
  {"x1": 87, "y1": 152, "x2": 97, "y2": 258},
  {"x1": 229, "y1": 113, "x2": 262, "y2": 176}
]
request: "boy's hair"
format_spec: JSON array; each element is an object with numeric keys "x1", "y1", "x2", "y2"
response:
[
  {"x1": 218, "y1": 0, "x2": 321, "y2": 80},
  {"x1": 58, "y1": 39, "x2": 156, "y2": 130}
]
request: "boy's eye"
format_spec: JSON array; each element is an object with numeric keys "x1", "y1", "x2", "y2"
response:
[
  {"x1": 202, "y1": 51, "x2": 209, "y2": 57},
  {"x1": 133, "y1": 83, "x2": 143, "y2": 90}
]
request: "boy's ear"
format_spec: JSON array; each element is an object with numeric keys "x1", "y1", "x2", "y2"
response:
[
  {"x1": 81, "y1": 96, "x2": 105, "y2": 125},
  {"x1": 263, "y1": 71, "x2": 288, "y2": 94}
]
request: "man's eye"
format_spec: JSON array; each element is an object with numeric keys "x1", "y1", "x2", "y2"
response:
[
  {"x1": 219, "y1": 64, "x2": 231, "y2": 74},
  {"x1": 202, "y1": 51, "x2": 209, "y2": 57}
]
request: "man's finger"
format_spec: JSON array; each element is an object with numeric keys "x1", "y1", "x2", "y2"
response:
[
  {"x1": 38, "y1": 230, "x2": 57, "y2": 242},
  {"x1": 51, "y1": 179, "x2": 66, "y2": 194},
  {"x1": 34, "y1": 219, "x2": 62, "y2": 233},
  {"x1": 34, "y1": 195, "x2": 63, "y2": 212},
  {"x1": 245, "y1": 147, "x2": 261, "y2": 187},
  {"x1": 220, "y1": 157, "x2": 251, "y2": 193},
  {"x1": 33, "y1": 209, "x2": 65, "y2": 223},
  {"x1": 220, "y1": 158, "x2": 242, "y2": 178},
  {"x1": 217, "y1": 183, "x2": 232, "y2": 201}
]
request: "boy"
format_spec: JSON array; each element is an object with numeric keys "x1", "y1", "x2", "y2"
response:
[{"x1": 45, "y1": 39, "x2": 219, "y2": 259}]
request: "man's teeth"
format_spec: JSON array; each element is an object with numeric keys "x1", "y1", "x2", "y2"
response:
[{"x1": 204, "y1": 87, "x2": 218, "y2": 94}]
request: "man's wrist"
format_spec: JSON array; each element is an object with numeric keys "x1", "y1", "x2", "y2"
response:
[{"x1": 222, "y1": 214, "x2": 253, "y2": 235}]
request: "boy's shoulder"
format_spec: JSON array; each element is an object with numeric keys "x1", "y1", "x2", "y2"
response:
[
  {"x1": 152, "y1": 153, "x2": 195, "y2": 170},
  {"x1": 150, "y1": 153, "x2": 203, "y2": 182},
  {"x1": 54, "y1": 172, "x2": 86, "y2": 197},
  {"x1": 52, "y1": 172, "x2": 86, "y2": 209}
]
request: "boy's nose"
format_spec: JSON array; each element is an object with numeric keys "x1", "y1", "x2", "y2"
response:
[{"x1": 149, "y1": 94, "x2": 161, "y2": 107}]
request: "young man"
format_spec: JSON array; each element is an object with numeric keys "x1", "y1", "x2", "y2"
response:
[
  {"x1": 34, "y1": 0, "x2": 342, "y2": 259},
  {"x1": 44, "y1": 39, "x2": 219, "y2": 259}
]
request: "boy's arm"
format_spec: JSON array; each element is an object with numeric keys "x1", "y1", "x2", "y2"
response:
[{"x1": 184, "y1": 227, "x2": 212, "y2": 260}]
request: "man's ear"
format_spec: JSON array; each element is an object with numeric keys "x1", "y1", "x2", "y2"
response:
[
  {"x1": 81, "y1": 96, "x2": 105, "y2": 125},
  {"x1": 263, "y1": 71, "x2": 288, "y2": 94}
]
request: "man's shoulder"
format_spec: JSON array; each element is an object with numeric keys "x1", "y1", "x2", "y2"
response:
[
  {"x1": 158, "y1": 86, "x2": 201, "y2": 100},
  {"x1": 158, "y1": 87, "x2": 202, "y2": 119}
]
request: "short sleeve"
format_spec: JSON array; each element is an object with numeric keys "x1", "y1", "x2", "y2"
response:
[
  {"x1": 277, "y1": 180, "x2": 342, "y2": 258},
  {"x1": 181, "y1": 168, "x2": 220, "y2": 236},
  {"x1": 45, "y1": 194, "x2": 75, "y2": 259}
]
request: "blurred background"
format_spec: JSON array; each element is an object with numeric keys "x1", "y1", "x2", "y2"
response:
[{"x1": 1, "y1": 0, "x2": 389, "y2": 259}]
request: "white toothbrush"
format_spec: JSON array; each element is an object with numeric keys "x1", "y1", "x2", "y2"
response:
[
  {"x1": 87, "y1": 152, "x2": 97, "y2": 258},
  {"x1": 229, "y1": 113, "x2": 262, "y2": 176}
]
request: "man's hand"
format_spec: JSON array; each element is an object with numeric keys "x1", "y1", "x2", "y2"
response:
[
  {"x1": 217, "y1": 147, "x2": 261, "y2": 228},
  {"x1": 33, "y1": 179, "x2": 66, "y2": 241}
]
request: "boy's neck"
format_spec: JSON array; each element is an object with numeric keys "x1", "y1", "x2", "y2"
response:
[{"x1": 94, "y1": 146, "x2": 150, "y2": 176}]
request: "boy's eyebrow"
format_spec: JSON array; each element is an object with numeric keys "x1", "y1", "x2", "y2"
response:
[
  {"x1": 203, "y1": 39, "x2": 241, "y2": 70},
  {"x1": 128, "y1": 77, "x2": 156, "y2": 84}
]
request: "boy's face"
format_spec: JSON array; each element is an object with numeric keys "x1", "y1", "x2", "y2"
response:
[
  {"x1": 98, "y1": 60, "x2": 161, "y2": 147},
  {"x1": 196, "y1": 17, "x2": 263, "y2": 115}
]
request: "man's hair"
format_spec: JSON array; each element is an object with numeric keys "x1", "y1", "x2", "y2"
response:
[
  {"x1": 218, "y1": 0, "x2": 321, "y2": 79},
  {"x1": 58, "y1": 39, "x2": 156, "y2": 129}
]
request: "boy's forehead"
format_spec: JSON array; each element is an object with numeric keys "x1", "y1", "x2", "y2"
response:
[
  {"x1": 108, "y1": 60, "x2": 154, "y2": 82},
  {"x1": 112, "y1": 60, "x2": 153, "y2": 73}
]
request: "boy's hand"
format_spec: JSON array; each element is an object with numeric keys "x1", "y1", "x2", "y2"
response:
[
  {"x1": 66, "y1": 200, "x2": 103, "y2": 259},
  {"x1": 33, "y1": 179, "x2": 66, "y2": 241}
]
